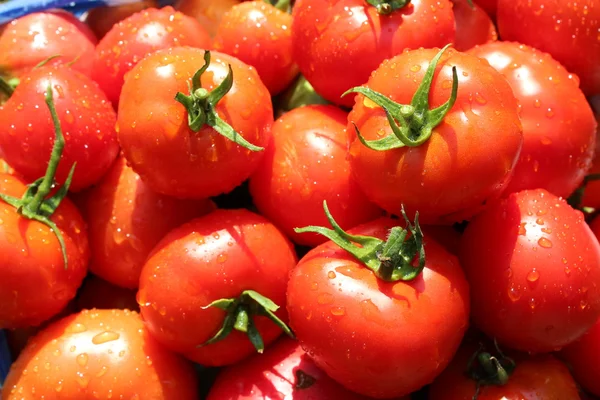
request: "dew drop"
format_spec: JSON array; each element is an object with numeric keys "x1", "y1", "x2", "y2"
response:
[
  {"x1": 327, "y1": 271, "x2": 336, "y2": 279},
  {"x1": 317, "y1": 293, "x2": 334, "y2": 305},
  {"x1": 76, "y1": 353, "x2": 88, "y2": 367},
  {"x1": 527, "y1": 269, "x2": 540, "y2": 283},
  {"x1": 330, "y1": 306, "x2": 345, "y2": 316},
  {"x1": 92, "y1": 331, "x2": 120, "y2": 345},
  {"x1": 508, "y1": 285, "x2": 522, "y2": 301},
  {"x1": 538, "y1": 237, "x2": 553, "y2": 248}
]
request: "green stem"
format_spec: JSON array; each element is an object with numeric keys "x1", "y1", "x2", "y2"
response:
[
  {"x1": 365, "y1": 0, "x2": 411, "y2": 14},
  {"x1": 275, "y1": 74, "x2": 329, "y2": 116},
  {"x1": 272, "y1": 0, "x2": 291, "y2": 12},
  {"x1": 467, "y1": 341, "x2": 516, "y2": 400},
  {"x1": 0, "y1": 76, "x2": 14, "y2": 98}
]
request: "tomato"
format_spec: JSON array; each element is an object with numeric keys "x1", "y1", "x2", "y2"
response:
[
  {"x1": 292, "y1": 0, "x2": 456, "y2": 107},
  {"x1": 75, "y1": 276, "x2": 139, "y2": 312},
  {"x1": 497, "y1": 0, "x2": 600, "y2": 96},
  {"x1": 347, "y1": 47, "x2": 522, "y2": 224},
  {"x1": 429, "y1": 345, "x2": 580, "y2": 399},
  {"x1": 213, "y1": 1, "x2": 298, "y2": 95},
  {"x1": 582, "y1": 99, "x2": 600, "y2": 209},
  {"x1": 469, "y1": 42, "x2": 596, "y2": 199},
  {"x1": 0, "y1": 175, "x2": 88, "y2": 329},
  {"x1": 207, "y1": 337, "x2": 388, "y2": 400},
  {"x1": 0, "y1": 12, "x2": 96, "y2": 78},
  {"x1": 118, "y1": 47, "x2": 273, "y2": 199},
  {"x1": 249, "y1": 105, "x2": 381, "y2": 247},
  {"x1": 287, "y1": 214, "x2": 470, "y2": 398},
  {"x1": 85, "y1": 0, "x2": 159, "y2": 39},
  {"x1": 452, "y1": 0, "x2": 497, "y2": 51},
  {"x1": 474, "y1": 0, "x2": 497, "y2": 19},
  {"x1": 2, "y1": 309, "x2": 198, "y2": 399},
  {"x1": 138, "y1": 209, "x2": 297, "y2": 366},
  {"x1": 92, "y1": 6, "x2": 211, "y2": 107},
  {"x1": 0, "y1": 66, "x2": 119, "y2": 191},
  {"x1": 460, "y1": 189, "x2": 600, "y2": 352},
  {"x1": 561, "y1": 317, "x2": 600, "y2": 396},
  {"x1": 75, "y1": 156, "x2": 215, "y2": 289},
  {"x1": 175, "y1": 0, "x2": 241, "y2": 37}
]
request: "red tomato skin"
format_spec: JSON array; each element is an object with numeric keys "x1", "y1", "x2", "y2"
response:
[
  {"x1": 348, "y1": 48, "x2": 523, "y2": 224},
  {"x1": 207, "y1": 337, "x2": 385, "y2": 400},
  {"x1": 0, "y1": 12, "x2": 96, "y2": 77},
  {"x1": 213, "y1": 1, "x2": 298, "y2": 95},
  {"x1": 118, "y1": 47, "x2": 273, "y2": 199},
  {"x1": 138, "y1": 209, "x2": 297, "y2": 366},
  {"x1": 75, "y1": 276, "x2": 139, "y2": 311},
  {"x1": 175, "y1": 0, "x2": 240, "y2": 38},
  {"x1": 76, "y1": 156, "x2": 215, "y2": 289},
  {"x1": 0, "y1": 66, "x2": 119, "y2": 192},
  {"x1": 582, "y1": 106, "x2": 600, "y2": 209},
  {"x1": 0, "y1": 174, "x2": 89, "y2": 329},
  {"x1": 2, "y1": 309, "x2": 198, "y2": 400},
  {"x1": 460, "y1": 189, "x2": 600, "y2": 353},
  {"x1": 469, "y1": 42, "x2": 597, "y2": 199},
  {"x1": 497, "y1": 0, "x2": 600, "y2": 96},
  {"x1": 452, "y1": 0, "x2": 497, "y2": 51},
  {"x1": 473, "y1": 0, "x2": 497, "y2": 18},
  {"x1": 92, "y1": 6, "x2": 212, "y2": 107},
  {"x1": 85, "y1": 0, "x2": 159, "y2": 39},
  {"x1": 286, "y1": 218, "x2": 470, "y2": 398},
  {"x1": 430, "y1": 346, "x2": 580, "y2": 400},
  {"x1": 249, "y1": 105, "x2": 382, "y2": 246},
  {"x1": 292, "y1": 0, "x2": 456, "y2": 107},
  {"x1": 561, "y1": 317, "x2": 600, "y2": 397}
]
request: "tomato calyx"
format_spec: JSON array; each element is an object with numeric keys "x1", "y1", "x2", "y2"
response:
[
  {"x1": 263, "y1": 0, "x2": 292, "y2": 13},
  {"x1": 466, "y1": 342, "x2": 516, "y2": 400},
  {"x1": 174, "y1": 51, "x2": 264, "y2": 152},
  {"x1": 198, "y1": 289, "x2": 294, "y2": 353},
  {"x1": 0, "y1": 85, "x2": 75, "y2": 269},
  {"x1": 0, "y1": 76, "x2": 17, "y2": 99},
  {"x1": 342, "y1": 44, "x2": 458, "y2": 151},
  {"x1": 295, "y1": 201, "x2": 426, "y2": 282},
  {"x1": 365, "y1": 0, "x2": 411, "y2": 14},
  {"x1": 294, "y1": 370, "x2": 316, "y2": 389},
  {"x1": 276, "y1": 74, "x2": 329, "y2": 116}
]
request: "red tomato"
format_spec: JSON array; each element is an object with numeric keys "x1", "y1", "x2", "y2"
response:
[
  {"x1": 497, "y1": 0, "x2": 600, "y2": 96},
  {"x1": 474, "y1": 0, "x2": 497, "y2": 18},
  {"x1": 0, "y1": 174, "x2": 88, "y2": 329},
  {"x1": 292, "y1": 0, "x2": 456, "y2": 107},
  {"x1": 452, "y1": 0, "x2": 497, "y2": 51},
  {"x1": 430, "y1": 345, "x2": 580, "y2": 399},
  {"x1": 213, "y1": 1, "x2": 298, "y2": 95},
  {"x1": 118, "y1": 47, "x2": 273, "y2": 199},
  {"x1": 75, "y1": 276, "x2": 139, "y2": 312},
  {"x1": 2, "y1": 309, "x2": 198, "y2": 399},
  {"x1": 287, "y1": 217, "x2": 470, "y2": 398},
  {"x1": 92, "y1": 6, "x2": 211, "y2": 107},
  {"x1": 469, "y1": 42, "x2": 596, "y2": 199},
  {"x1": 75, "y1": 156, "x2": 215, "y2": 289},
  {"x1": 561, "y1": 317, "x2": 600, "y2": 397},
  {"x1": 85, "y1": 0, "x2": 159, "y2": 39},
  {"x1": 0, "y1": 12, "x2": 96, "y2": 78},
  {"x1": 347, "y1": 47, "x2": 523, "y2": 224},
  {"x1": 460, "y1": 189, "x2": 600, "y2": 352},
  {"x1": 0, "y1": 66, "x2": 119, "y2": 191},
  {"x1": 207, "y1": 337, "x2": 386, "y2": 400},
  {"x1": 249, "y1": 105, "x2": 381, "y2": 247},
  {"x1": 582, "y1": 100, "x2": 600, "y2": 209},
  {"x1": 175, "y1": 0, "x2": 241, "y2": 38},
  {"x1": 138, "y1": 209, "x2": 297, "y2": 366}
]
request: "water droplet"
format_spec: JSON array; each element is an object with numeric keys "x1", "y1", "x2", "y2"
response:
[
  {"x1": 580, "y1": 300, "x2": 588, "y2": 310},
  {"x1": 217, "y1": 253, "x2": 227, "y2": 263},
  {"x1": 310, "y1": 282, "x2": 318, "y2": 291},
  {"x1": 76, "y1": 353, "x2": 88, "y2": 367},
  {"x1": 92, "y1": 331, "x2": 120, "y2": 345},
  {"x1": 527, "y1": 269, "x2": 540, "y2": 283},
  {"x1": 409, "y1": 64, "x2": 421, "y2": 72},
  {"x1": 317, "y1": 293, "x2": 334, "y2": 305},
  {"x1": 538, "y1": 237, "x2": 553, "y2": 248},
  {"x1": 536, "y1": 218, "x2": 545, "y2": 225},
  {"x1": 518, "y1": 222, "x2": 527, "y2": 236},
  {"x1": 508, "y1": 285, "x2": 522, "y2": 301},
  {"x1": 330, "y1": 306, "x2": 345, "y2": 316},
  {"x1": 327, "y1": 271, "x2": 336, "y2": 279},
  {"x1": 529, "y1": 298, "x2": 537, "y2": 309},
  {"x1": 96, "y1": 366, "x2": 108, "y2": 377}
]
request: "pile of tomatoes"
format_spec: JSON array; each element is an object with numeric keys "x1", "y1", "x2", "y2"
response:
[{"x1": 0, "y1": 0, "x2": 599, "y2": 398}]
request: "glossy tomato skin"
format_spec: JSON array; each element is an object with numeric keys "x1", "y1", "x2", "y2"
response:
[
  {"x1": 287, "y1": 218, "x2": 470, "y2": 398},
  {"x1": 582, "y1": 102, "x2": 600, "y2": 209},
  {"x1": 469, "y1": 42, "x2": 596, "y2": 199},
  {"x1": 561, "y1": 317, "x2": 600, "y2": 396},
  {"x1": 452, "y1": 0, "x2": 497, "y2": 51},
  {"x1": 85, "y1": 0, "x2": 159, "y2": 39},
  {"x1": 460, "y1": 189, "x2": 600, "y2": 353},
  {"x1": 214, "y1": 1, "x2": 298, "y2": 95},
  {"x1": 249, "y1": 105, "x2": 381, "y2": 247},
  {"x1": 207, "y1": 337, "x2": 384, "y2": 400},
  {"x1": 76, "y1": 156, "x2": 215, "y2": 289},
  {"x1": 92, "y1": 6, "x2": 211, "y2": 107},
  {"x1": 0, "y1": 174, "x2": 89, "y2": 329},
  {"x1": 175, "y1": 0, "x2": 240, "y2": 38},
  {"x1": 138, "y1": 209, "x2": 297, "y2": 366},
  {"x1": 497, "y1": 0, "x2": 600, "y2": 96},
  {"x1": 0, "y1": 66, "x2": 119, "y2": 192},
  {"x1": 0, "y1": 12, "x2": 96, "y2": 77},
  {"x1": 348, "y1": 48, "x2": 523, "y2": 224},
  {"x1": 429, "y1": 346, "x2": 580, "y2": 400},
  {"x1": 292, "y1": 0, "x2": 456, "y2": 107},
  {"x1": 2, "y1": 309, "x2": 198, "y2": 400},
  {"x1": 474, "y1": 0, "x2": 497, "y2": 18},
  {"x1": 118, "y1": 47, "x2": 273, "y2": 199}
]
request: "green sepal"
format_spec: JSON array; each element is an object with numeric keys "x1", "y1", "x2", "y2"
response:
[
  {"x1": 467, "y1": 340, "x2": 516, "y2": 400},
  {"x1": 365, "y1": 0, "x2": 411, "y2": 14}
]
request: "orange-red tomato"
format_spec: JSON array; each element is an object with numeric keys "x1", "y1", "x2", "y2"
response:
[
  {"x1": 561, "y1": 317, "x2": 600, "y2": 397},
  {"x1": 85, "y1": 0, "x2": 159, "y2": 39},
  {"x1": 452, "y1": 0, "x2": 497, "y2": 51},
  {"x1": 175, "y1": 0, "x2": 240, "y2": 37}
]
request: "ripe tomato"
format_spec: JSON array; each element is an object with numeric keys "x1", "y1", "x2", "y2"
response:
[
  {"x1": 75, "y1": 156, "x2": 215, "y2": 289},
  {"x1": 452, "y1": 0, "x2": 497, "y2": 51},
  {"x1": 460, "y1": 189, "x2": 600, "y2": 353},
  {"x1": 287, "y1": 215, "x2": 470, "y2": 398},
  {"x1": 92, "y1": 6, "x2": 211, "y2": 107},
  {"x1": 469, "y1": 42, "x2": 596, "y2": 199},
  {"x1": 0, "y1": 66, "x2": 119, "y2": 192},
  {"x1": 474, "y1": 0, "x2": 497, "y2": 18},
  {"x1": 213, "y1": 1, "x2": 298, "y2": 95},
  {"x1": 0, "y1": 174, "x2": 88, "y2": 329},
  {"x1": 497, "y1": 0, "x2": 600, "y2": 96},
  {"x1": 582, "y1": 101, "x2": 600, "y2": 209},
  {"x1": 347, "y1": 47, "x2": 523, "y2": 224},
  {"x1": 75, "y1": 276, "x2": 139, "y2": 312},
  {"x1": 138, "y1": 209, "x2": 297, "y2": 366},
  {"x1": 292, "y1": 0, "x2": 456, "y2": 107},
  {"x1": 118, "y1": 47, "x2": 273, "y2": 199},
  {"x1": 561, "y1": 317, "x2": 600, "y2": 397},
  {"x1": 2, "y1": 309, "x2": 198, "y2": 399},
  {"x1": 0, "y1": 12, "x2": 96, "y2": 78},
  {"x1": 429, "y1": 345, "x2": 580, "y2": 399},
  {"x1": 175, "y1": 0, "x2": 240, "y2": 37},
  {"x1": 85, "y1": 0, "x2": 159, "y2": 39},
  {"x1": 249, "y1": 105, "x2": 381, "y2": 247}
]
